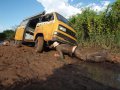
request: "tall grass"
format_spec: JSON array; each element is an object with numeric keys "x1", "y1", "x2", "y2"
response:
[{"x1": 77, "y1": 31, "x2": 120, "y2": 53}]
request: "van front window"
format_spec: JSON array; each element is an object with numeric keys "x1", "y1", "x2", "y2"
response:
[{"x1": 56, "y1": 13, "x2": 69, "y2": 25}]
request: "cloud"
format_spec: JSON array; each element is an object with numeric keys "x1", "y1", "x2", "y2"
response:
[
  {"x1": 74, "y1": 2, "x2": 83, "y2": 8},
  {"x1": 0, "y1": 25, "x2": 12, "y2": 32},
  {"x1": 36, "y1": 0, "x2": 81, "y2": 18},
  {"x1": 87, "y1": 1, "x2": 110, "y2": 12},
  {"x1": 36, "y1": 0, "x2": 110, "y2": 18}
]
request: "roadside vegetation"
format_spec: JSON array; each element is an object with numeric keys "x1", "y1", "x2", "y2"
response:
[
  {"x1": 0, "y1": 30, "x2": 15, "y2": 40},
  {"x1": 69, "y1": 0, "x2": 120, "y2": 52}
]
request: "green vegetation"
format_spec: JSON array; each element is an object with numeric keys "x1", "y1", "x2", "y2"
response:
[
  {"x1": 0, "y1": 33, "x2": 6, "y2": 40},
  {"x1": 69, "y1": 0, "x2": 120, "y2": 51},
  {"x1": 0, "y1": 30, "x2": 15, "y2": 40}
]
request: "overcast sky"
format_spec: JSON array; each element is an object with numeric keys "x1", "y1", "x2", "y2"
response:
[{"x1": 0, "y1": 0, "x2": 115, "y2": 32}]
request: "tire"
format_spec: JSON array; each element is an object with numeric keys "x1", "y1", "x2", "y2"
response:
[{"x1": 35, "y1": 36, "x2": 44, "y2": 53}]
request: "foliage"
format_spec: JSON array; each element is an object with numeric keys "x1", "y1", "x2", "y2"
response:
[
  {"x1": 0, "y1": 33, "x2": 6, "y2": 40},
  {"x1": 3, "y1": 30, "x2": 15, "y2": 39},
  {"x1": 0, "y1": 30, "x2": 15, "y2": 40},
  {"x1": 69, "y1": 0, "x2": 120, "y2": 50}
]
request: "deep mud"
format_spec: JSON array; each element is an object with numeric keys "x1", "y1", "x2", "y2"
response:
[{"x1": 0, "y1": 45, "x2": 120, "y2": 90}]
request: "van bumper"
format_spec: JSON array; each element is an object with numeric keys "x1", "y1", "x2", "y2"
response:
[{"x1": 52, "y1": 35, "x2": 78, "y2": 46}]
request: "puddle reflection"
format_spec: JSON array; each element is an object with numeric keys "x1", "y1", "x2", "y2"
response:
[{"x1": 77, "y1": 62, "x2": 120, "y2": 89}]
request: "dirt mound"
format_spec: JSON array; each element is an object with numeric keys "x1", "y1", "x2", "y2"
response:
[
  {"x1": 0, "y1": 45, "x2": 120, "y2": 90},
  {"x1": 0, "y1": 45, "x2": 75, "y2": 89}
]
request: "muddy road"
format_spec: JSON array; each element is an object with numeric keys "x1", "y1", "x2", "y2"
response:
[{"x1": 0, "y1": 45, "x2": 120, "y2": 90}]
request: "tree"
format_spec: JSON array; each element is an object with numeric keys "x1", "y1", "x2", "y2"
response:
[
  {"x1": 3, "y1": 30, "x2": 15, "y2": 40},
  {"x1": 0, "y1": 33, "x2": 6, "y2": 40}
]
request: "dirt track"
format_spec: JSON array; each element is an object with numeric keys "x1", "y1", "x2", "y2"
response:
[{"x1": 0, "y1": 45, "x2": 120, "y2": 90}]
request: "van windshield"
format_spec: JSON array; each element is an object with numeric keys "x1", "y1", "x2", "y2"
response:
[{"x1": 56, "y1": 13, "x2": 69, "y2": 25}]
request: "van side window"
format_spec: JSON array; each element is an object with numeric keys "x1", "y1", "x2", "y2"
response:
[
  {"x1": 28, "y1": 18, "x2": 39, "y2": 29},
  {"x1": 26, "y1": 18, "x2": 39, "y2": 35},
  {"x1": 40, "y1": 14, "x2": 54, "y2": 22}
]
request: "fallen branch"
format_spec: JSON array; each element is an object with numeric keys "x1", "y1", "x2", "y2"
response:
[{"x1": 52, "y1": 42, "x2": 110, "y2": 63}]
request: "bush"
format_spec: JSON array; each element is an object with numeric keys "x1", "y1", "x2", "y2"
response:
[
  {"x1": 0, "y1": 33, "x2": 6, "y2": 40},
  {"x1": 3, "y1": 30, "x2": 15, "y2": 40},
  {"x1": 69, "y1": 0, "x2": 120, "y2": 52}
]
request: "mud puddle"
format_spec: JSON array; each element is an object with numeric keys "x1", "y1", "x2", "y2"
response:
[{"x1": 75, "y1": 62, "x2": 120, "y2": 90}]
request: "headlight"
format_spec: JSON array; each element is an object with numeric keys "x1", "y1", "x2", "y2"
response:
[
  {"x1": 53, "y1": 31, "x2": 57, "y2": 35},
  {"x1": 59, "y1": 26, "x2": 66, "y2": 32}
]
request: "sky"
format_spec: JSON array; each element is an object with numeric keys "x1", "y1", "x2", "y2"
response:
[{"x1": 0, "y1": 0, "x2": 115, "y2": 32}]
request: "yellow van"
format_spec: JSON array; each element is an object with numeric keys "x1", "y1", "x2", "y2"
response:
[{"x1": 15, "y1": 12, "x2": 77, "y2": 52}]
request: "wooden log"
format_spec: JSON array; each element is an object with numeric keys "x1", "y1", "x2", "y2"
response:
[
  {"x1": 74, "y1": 48, "x2": 108, "y2": 62},
  {"x1": 54, "y1": 43, "x2": 109, "y2": 62}
]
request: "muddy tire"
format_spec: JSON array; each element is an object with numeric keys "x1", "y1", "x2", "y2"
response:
[{"x1": 35, "y1": 36, "x2": 44, "y2": 53}]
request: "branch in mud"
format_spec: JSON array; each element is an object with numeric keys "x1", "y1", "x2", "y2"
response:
[{"x1": 52, "y1": 42, "x2": 112, "y2": 63}]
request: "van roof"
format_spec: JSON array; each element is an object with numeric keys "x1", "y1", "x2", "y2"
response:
[
  {"x1": 23, "y1": 11, "x2": 56, "y2": 21},
  {"x1": 23, "y1": 11, "x2": 46, "y2": 21}
]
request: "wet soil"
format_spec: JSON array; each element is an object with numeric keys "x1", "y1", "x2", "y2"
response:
[{"x1": 0, "y1": 45, "x2": 120, "y2": 90}]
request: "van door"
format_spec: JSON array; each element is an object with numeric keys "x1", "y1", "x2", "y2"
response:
[
  {"x1": 34, "y1": 21, "x2": 43, "y2": 39},
  {"x1": 15, "y1": 26, "x2": 25, "y2": 40},
  {"x1": 15, "y1": 20, "x2": 29, "y2": 41},
  {"x1": 24, "y1": 18, "x2": 40, "y2": 41},
  {"x1": 41, "y1": 13, "x2": 54, "y2": 41}
]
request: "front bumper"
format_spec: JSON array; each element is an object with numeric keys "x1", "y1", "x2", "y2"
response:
[{"x1": 52, "y1": 33, "x2": 78, "y2": 46}]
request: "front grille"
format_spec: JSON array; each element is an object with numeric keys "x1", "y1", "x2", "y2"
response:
[
  {"x1": 55, "y1": 32, "x2": 77, "y2": 45},
  {"x1": 58, "y1": 25, "x2": 76, "y2": 39}
]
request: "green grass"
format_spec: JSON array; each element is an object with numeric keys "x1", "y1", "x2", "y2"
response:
[{"x1": 77, "y1": 31, "x2": 120, "y2": 53}]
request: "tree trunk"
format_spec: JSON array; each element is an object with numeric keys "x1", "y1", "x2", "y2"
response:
[{"x1": 55, "y1": 44, "x2": 109, "y2": 63}]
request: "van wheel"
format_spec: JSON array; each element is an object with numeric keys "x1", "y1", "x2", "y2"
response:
[{"x1": 35, "y1": 36, "x2": 44, "y2": 53}]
